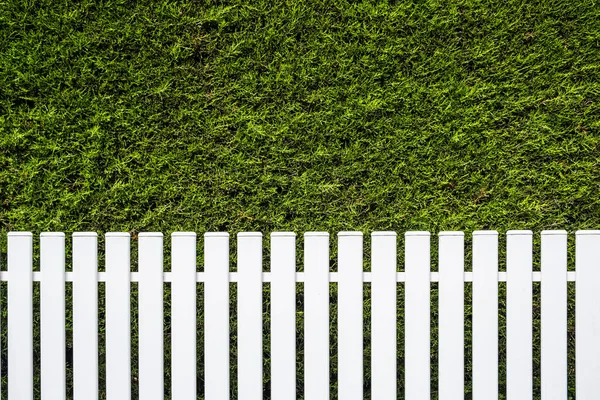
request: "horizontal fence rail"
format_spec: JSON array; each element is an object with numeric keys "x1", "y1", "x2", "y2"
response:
[
  {"x1": 0, "y1": 230, "x2": 598, "y2": 400},
  {"x1": 0, "y1": 270, "x2": 580, "y2": 282}
]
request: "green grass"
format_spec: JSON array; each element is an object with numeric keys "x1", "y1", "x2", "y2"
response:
[{"x1": 1, "y1": 0, "x2": 599, "y2": 398}]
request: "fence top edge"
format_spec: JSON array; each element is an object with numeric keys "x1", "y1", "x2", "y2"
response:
[
  {"x1": 138, "y1": 232, "x2": 163, "y2": 237},
  {"x1": 372, "y1": 231, "x2": 397, "y2": 237},
  {"x1": 506, "y1": 230, "x2": 533, "y2": 235},
  {"x1": 575, "y1": 230, "x2": 600, "y2": 236},
  {"x1": 438, "y1": 231, "x2": 464, "y2": 236},
  {"x1": 472, "y1": 230, "x2": 499, "y2": 235},
  {"x1": 238, "y1": 232, "x2": 262, "y2": 238},
  {"x1": 204, "y1": 232, "x2": 229, "y2": 238},
  {"x1": 541, "y1": 230, "x2": 568, "y2": 235},
  {"x1": 73, "y1": 232, "x2": 98, "y2": 237},
  {"x1": 405, "y1": 231, "x2": 431, "y2": 237},
  {"x1": 7, "y1": 232, "x2": 33, "y2": 237},
  {"x1": 105, "y1": 232, "x2": 130, "y2": 237},
  {"x1": 271, "y1": 232, "x2": 296, "y2": 237},
  {"x1": 338, "y1": 231, "x2": 363, "y2": 237},
  {"x1": 171, "y1": 232, "x2": 197, "y2": 237},
  {"x1": 40, "y1": 232, "x2": 65, "y2": 237},
  {"x1": 304, "y1": 232, "x2": 329, "y2": 237}
]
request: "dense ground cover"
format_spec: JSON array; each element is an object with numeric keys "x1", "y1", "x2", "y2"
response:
[{"x1": 1, "y1": 0, "x2": 599, "y2": 398}]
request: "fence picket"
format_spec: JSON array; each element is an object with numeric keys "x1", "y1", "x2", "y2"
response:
[
  {"x1": 541, "y1": 231, "x2": 567, "y2": 400},
  {"x1": 8, "y1": 232, "x2": 33, "y2": 400},
  {"x1": 438, "y1": 232, "x2": 464, "y2": 400},
  {"x1": 405, "y1": 232, "x2": 430, "y2": 400},
  {"x1": 41, "y1": 233, "x2": 66, "y2": 400},
  {"x1": 472, "y1": 231, "x2": 498, "y2": 400},
  {"x1": 73, "y1": 233, "x2": 99, "y2": 400},
  {"x1": 237, "y1": 233, "x2": 263, "y2": 400},
  {"x1": 138, "y1": 233, "x2": 164, "y2": 400},
  {"x1": 338, "y1": 232, "x2": 363, "y2": 399},
  {"x1": 204, "y1": 233, "x2": 230, "y2": 400},
  {"x1": 304, "y1": 233, "x2": 330, "y2": 400},
  {"x1": 270, "y1": 233, "x2": 296, "y2": 400},
  {"x1": 576, "y1": 231, "x2": 600, "y2": 399},
  {"x1": 171, "y1": 233, "x2": 197, "y2": 399},
  {"x1": 507, "y1": 231, "x2": 533, "y2": 399},
  {"x1": 371, "y1": 232, "x2": 397, "y2": 400},
  {"x1": 105, "y1": 233, "x2": 131, "y2": 400}
]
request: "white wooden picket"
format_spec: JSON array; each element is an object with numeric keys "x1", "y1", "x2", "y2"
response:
[
  {"x1": 541, "y1": 230, "x2": 567, "y2": 400},
  {"x1": 171, "y1": 232, "x2": 197, "y2": 399},
  {"x1": 270, "y1": 233, "x2": 296, "y2": 400},
  {"x1": 506, "y1": 231, "x2": 533, "y2": 399},
  {"x1": 338, "y1": 232, "x2": 364, "y2": 400},
  {"x1": 138, "y1": 233, "x2": 164, "y2": 400},
  {"x1": 204, "y1": 233, "x2": 230, "y2": 400},
  {"x1": 303, "y1": 232, "x2": 330, "y2": 400},
  {"x1": 73, "y1": 232, "x2": 99, "y2": 400},
  {"x1": 0, "y1": 230, "x2": 597, "y2": 400},
  {"x1": 371, "y1": 232, "x2": 397, "y2": 400},
  {"x1": 105, "y1": 233, "x2": 131, "y2": 400},
  {"x1": 438, "y1": 232, "x2": 464, "y2": 400},
  {"x1": 472, "y1": 231, "x2": 499, "y2": 400},
  {"x1": 8, "y1": 232, "x2": 33, "y2": 400},
  {"x1": 237, "y1": 233, "x2": 263, "y2": 400},
  {"x1": 41, "y1": 232, "x2": 66, "y2": 400},
  {"x1": 576, "y1": 231, "x2": 600, "y2": 399},
  {"x1": 404, "y1": 232, "x2": 430, "y2": 400}
]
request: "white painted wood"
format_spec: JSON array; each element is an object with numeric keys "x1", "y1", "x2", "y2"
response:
[
  {"x1": 472, "y1": 231, "x2": 498, "y2": 400},
  {"x1": 4, "y1": 229, "x2": 589, "y2": 399},
  {"x1": 204, "y1": 233, "x2": 230, "y2": 400},
  {"x1": 541, "y1": 230, "x2": 567, "y2": 400},
  {"x1": 171, "y1": 232, "x2": 197, "y2": 400},
  {"x1": 41, "y1": 232, "x2": 66, "y2": 400},
  {"x1": 138, "y1": 233, "x2": 164, "y2": 400},
  {"x1": 8, "y1": 232, "x2": 33, "y2": 400},
  {"x1": 105, "y1": 233, "x2": 131, "y2": 400},
  {"x1": 506, "y1": 230, "x2": 533, "y2": 400},
  {"x1": 438, "y1": 232, "x2": 464, "y2": 400},
  {"x1": 73, "y1": 233, "x2": 99, "y2": 400},
  {"x1": 270, "y1": 233, "x2": 296, "y2": 400},
  {"x1": 0, "y1": 269, "x2": 581, "y2": 283},
  {"x1": 371, "y1": 232, "x2": 397, "y2": 400},
  {"x1": 237, "y1": 233, "x2": 263, "y2": 400},
  {"x1": 304, "y1": 232, "x2": 330, "y2": 400},
  {"x1": 337, "y1": 232, "x2": 363, "y2": 400},
  {"x1": 404, "y1": 232, "x2": 430, "y2": 400},
  {"x1": 576, "y1": 230, "x2": 600, "y2": 399}
]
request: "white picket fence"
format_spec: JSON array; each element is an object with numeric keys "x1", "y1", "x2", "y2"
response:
[{"x1": 1, "y1": 230, "x2": 599, "y2": 399}]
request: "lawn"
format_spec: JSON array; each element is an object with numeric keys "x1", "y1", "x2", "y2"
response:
[{"x1": 1, "y1": 0, "x2": 599, "y2": 398}]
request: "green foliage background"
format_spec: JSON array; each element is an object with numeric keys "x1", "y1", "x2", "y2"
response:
[{"x1": 1, "y1": 0, "x2": 599, "y2": 398}]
